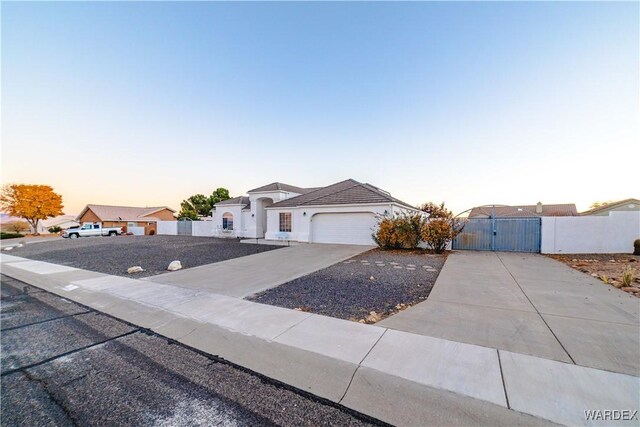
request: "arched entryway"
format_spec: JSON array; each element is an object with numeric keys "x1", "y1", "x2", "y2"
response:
[{"x1": 254, "y1": 197, "x2": 273, "y2": 238}]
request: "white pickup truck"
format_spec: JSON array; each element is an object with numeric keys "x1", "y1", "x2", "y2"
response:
[{"x1": 62, "y1": 223, "x2": 123, "y2": 239}]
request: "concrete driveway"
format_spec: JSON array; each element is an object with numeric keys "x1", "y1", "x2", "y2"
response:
[
  {"x1": 379, "y1": 251, "x2": 640, "y2": 376},
  {"x1": 144, "y1": 243, "x2": 372, "y2": 298}
]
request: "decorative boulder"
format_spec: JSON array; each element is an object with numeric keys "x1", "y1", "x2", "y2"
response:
[
  {"x1": 127, "y1": 266, "x2": 144, "y2": 274},
  {"x1": 167, "y1": 260, "x2": 182, "y2": 271}
]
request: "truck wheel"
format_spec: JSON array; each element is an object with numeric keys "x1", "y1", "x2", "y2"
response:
[
  {"x1": 109, "y1": 231, "x2": 116, "y2": 236},
  {"x1": 69, "y1": 233, "x2": 79, "y2": 239}
]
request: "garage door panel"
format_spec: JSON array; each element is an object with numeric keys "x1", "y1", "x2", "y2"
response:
[{"x1": 311, "y1": 213, "x2": 377, "y2": 245}]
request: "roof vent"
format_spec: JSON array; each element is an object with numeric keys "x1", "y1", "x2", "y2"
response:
[{"x1": 536, "y1": 202, "x2": 543, "y2": 214}]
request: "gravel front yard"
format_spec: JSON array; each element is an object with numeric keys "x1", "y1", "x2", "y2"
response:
[
  {"x1": 7, "y1": 236, "x2": 282, "y2": 278},
  {"x1": 547, "y1": 253, "x2": 640, "y2": 298},
  {"x1": 248, "y1": 249, "x2": 446, "y2": 323}
]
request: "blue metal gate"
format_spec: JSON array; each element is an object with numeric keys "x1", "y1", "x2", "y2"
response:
[{"x1": 452, "y1": 217, "x2": 541, "y2": 253}]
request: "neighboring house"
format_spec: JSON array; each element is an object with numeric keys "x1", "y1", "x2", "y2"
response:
[
  {"x1": 211, "y1": 179, "x2": 418, "y2": 245},
  {"x1": 468, "y1": 202, "x2": 578, "y2": 218},
  {"x1": 36, "y1": 215, "x2": 80, "y2": 234},
  {"x1": 580, "y1": 198, "x2": 640, "y2": 216},
  {"x1": 76, "y1": 204, "x2": 176, "y2": 235}
]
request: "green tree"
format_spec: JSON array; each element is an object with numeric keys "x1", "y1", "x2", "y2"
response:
[
  {"x1": 208, "y1": 188, "x2": 231, "y2": 206},
  {"x1": 178, "y1": 188, "x2": 231, "y2": 218}
]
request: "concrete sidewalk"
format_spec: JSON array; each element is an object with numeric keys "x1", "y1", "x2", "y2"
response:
[
  {"x1": 143, "y1": 243, "x2": 372, "y2": 297},
  {"x1": 378, "y1": 251, "x2": 640, "y2": 376},
  {"x1": 2, "y1": 253, "x2": 638, "y2": 426}
]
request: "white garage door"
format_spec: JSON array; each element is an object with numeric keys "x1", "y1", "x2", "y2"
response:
[{"x1": 311, "y1": 212, "x2": 377, "y2": 245}]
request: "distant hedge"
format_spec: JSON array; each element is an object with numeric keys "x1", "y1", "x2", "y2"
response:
[{"x1": 0, "y1": 232, "x2": 24, "y2": 240}]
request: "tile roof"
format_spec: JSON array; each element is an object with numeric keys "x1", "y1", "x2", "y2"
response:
[
  {"x1": 247, "y1": 182, "x2": 316, "y2": 194},
  {"x1": 77, "y1": 204, "x2": 175, "y2": 222},
  {"x1": 579, "y1": 198, "x2": 640, "y2": 216},
  {"x1": 215, "y1": 196, "x2": 251, "y2": 210},
  {"x1": 270, "y1": 179, "x2": 416, "y2": 209},
  {"x1": 468, "y1": 204, "x2": 578, "y2": 218}
]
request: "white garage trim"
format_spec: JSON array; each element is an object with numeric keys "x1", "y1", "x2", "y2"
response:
[{"x1": 310, "y1": 212, "x2": 377, "y2": 245}]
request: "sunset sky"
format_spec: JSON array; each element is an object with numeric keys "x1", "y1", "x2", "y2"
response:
[{"x1": 2, "y1": 1, "x2": 638, "y2": 215}]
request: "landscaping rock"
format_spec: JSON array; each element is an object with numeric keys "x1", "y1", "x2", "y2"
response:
[
  {"x1": 365, "y1": 311, "x2": 381, "y2": 323},
  {"x1": 127, "y1": 266, "x2": 144, "y2": 274},
  {"x1": 3, "y1": 247, "x2": 12, "y2": 251},
  {"x1": 167, "y1": 260, "x2": 182, "y2": 271},
  {"x1": 8, "y1": 235, "x2": 282, "y2": 278},
  {"x1": 248, "y1": 249, "x2": 446, "y2": 322}
]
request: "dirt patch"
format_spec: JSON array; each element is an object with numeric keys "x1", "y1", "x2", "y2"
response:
[
  {"x1": 248, "y1": 248, "x2": 447, "y2": 323},
  {"x1": 547, "y1": 253, "x2": 640, "y2": 298}
]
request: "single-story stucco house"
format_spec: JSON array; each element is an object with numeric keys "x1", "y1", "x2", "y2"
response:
[
  {"x1": 580, "y1": 198, "x2": 640, "y2": 216},
  {"x1": 468, "y1": 202, "x2": 578, "y2": 218},
  {"x1": 211, "y1": 179, "x2": 418, "y2": 245},
  {"x1": 76, "y1": 204, "x2": 176, "y2": 235}
]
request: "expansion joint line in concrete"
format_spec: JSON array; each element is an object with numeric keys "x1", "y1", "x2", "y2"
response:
[
  {"x1": 496, "y1": 253, "x2": 577, "y2": 365},
  {"x1": 1, "y1": 329, "x2": 141, "y2": 377},
  {"x1": 271, "y1": 313, "x2": 315, "y2": 341},
  {"x1": 338, "y1": 328, "x2": 389, "y2": 404},
  {"x1": 1, "y1": 311, "x2": 93, "y2": 332},
  {"x1": 496, "y1": 349, "x2": 511, "y2": 409}
]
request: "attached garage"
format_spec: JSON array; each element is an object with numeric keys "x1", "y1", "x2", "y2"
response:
[{"x1": 310, "y1": 212, "x2": 377, "y2": 245}]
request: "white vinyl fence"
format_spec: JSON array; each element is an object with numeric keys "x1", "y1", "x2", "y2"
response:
[{"x1": 541, "y1": 211, "x2": 640, "y2": 254}]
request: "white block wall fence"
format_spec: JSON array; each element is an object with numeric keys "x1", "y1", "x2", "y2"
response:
[
  {"x1": 192, "y1": 221, "x2": 216, "y2": 237},
  {"x1": 157, "y1": 221, "x2": 178, "y2": 235},
  {"x1": 156, "y1": 220, "x2": 216, "y2": 237},
  {"x1": 541, "y1": 211, "x2": 640, "y2": 254},
  {"x1": 128, "y1": 226, "x2": 146, "y2": 236}
]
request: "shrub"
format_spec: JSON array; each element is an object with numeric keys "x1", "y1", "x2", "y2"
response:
[
  {"x1": 419, "y1": 202, "x2": 465, "y2": 254},
  {"x1": 373, "y1": 216, "x2": 402, "y2": 250},
  {"x1": 598, "y1": 274, "x2": 612, "y2": 285},
  {"x1": 372, "y1": 213, "x2": 426, "y2": 250},
  {"x1": 0, "y1": 232, "x2": 24, "y2": 240},
  {"x1": 622, "y1": 266, "x2": 635, "y2": 287},
  {"x1": 48, "y1": 226, "x2": 63, "y2": 234},
  {"x1": 6, "y1": 221, "x2": 29, "y2": 234},
  {"x1": 634, "y1": 239, "x2": 640, "y2": 256}
]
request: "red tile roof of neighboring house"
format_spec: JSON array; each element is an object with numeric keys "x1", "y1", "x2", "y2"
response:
[
  {"x1": 468, "y1": 204, "x2": 578, "y2": 218},
  {"x1": 76, "y1": 204, "x2": 175, "y2": 222}
]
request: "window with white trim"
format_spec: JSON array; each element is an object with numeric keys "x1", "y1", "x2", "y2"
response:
[
  {"x1": 222, "y1": 212, "x2": 234, "y2": 230},
  {"x1": 279, "y1": 212, "x2": 292, "y2": 232}
]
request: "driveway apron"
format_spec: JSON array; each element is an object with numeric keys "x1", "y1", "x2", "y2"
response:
[{"x1": 379, "y1": 251, "x2": 640, "y2": 376}]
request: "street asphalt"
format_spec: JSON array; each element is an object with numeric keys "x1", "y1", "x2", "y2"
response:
[{"x1": 0, "y1": 274, "x2": 382, "y2": 427}]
